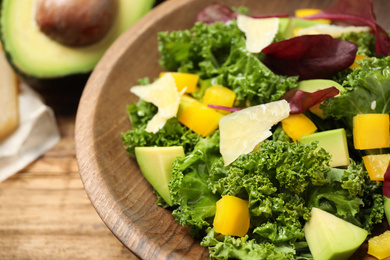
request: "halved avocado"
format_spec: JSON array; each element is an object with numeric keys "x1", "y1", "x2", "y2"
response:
[{"x1": 0, "y1": 0, "x2": 154, "y2": 83}]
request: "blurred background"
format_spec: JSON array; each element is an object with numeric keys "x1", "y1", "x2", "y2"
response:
[{"x1": 0, "y1": 1, "x2": 165, "y2": 259}]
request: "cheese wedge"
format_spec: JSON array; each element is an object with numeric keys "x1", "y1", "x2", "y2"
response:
[{"x1": 0, "y1": 43, "x2": 19, "y2": 140}]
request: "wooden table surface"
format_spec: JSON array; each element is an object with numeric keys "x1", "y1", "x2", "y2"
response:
[{"x1": 0, "y1": 84, "x2": 140, "y2": 260}]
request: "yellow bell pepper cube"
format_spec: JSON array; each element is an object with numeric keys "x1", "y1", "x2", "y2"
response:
[
  {"x1": 294, "y1": 9, "x2": 331, "y2": 24},
  {"x1": 202, "y1": 85, "x2": 236, "y2": 115},
  {"x1": 213, "y1": 195, "x2": 250, "y2": 237},
  {"x1": 281, "y1": 113, "x2": 317, "y2": 142},
  {"x1": 353, "y1": 114, "x2": 390, "y2": 150},
  {"x1": 159, "y1": 72, "x2": 199, "y2": 93},
  {"x1": 178, "y1": 97, "x2": 224, "y2": 137},
  {"x1": 349, "y1": 54, "x2": 368, "y2": 69},
  {"x1": 362, "y1": 154, "x2": 390, "y2": 181},
  {"x1": 368, "y1": 230, "x2": 390, "y2": 260}
]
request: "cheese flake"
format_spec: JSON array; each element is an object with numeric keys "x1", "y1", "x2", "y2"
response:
[
  {"x1": 219, "y1": 100, "x2": 290, "y2": 166},
  {"x1": 130, "y1": 73, "x2": 181, "y2": 133},
  {"x1": 237, "y1": 14, "x2": 279, "y2": 53}
]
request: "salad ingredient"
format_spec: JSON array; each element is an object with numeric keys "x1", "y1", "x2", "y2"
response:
[
  {"x1": 304, "y1": 207, "x2": 368, "y2": 260},
  {"x1": 367, "y1": 230, "x2": 390, "y2": 259},
  {"x1": 236, "y1": 14, "x2": 279, "y2": 53},
  {"x1": 262, "y1": 34, "x2": 358, "y2": 80},
  {"x1": 135, "y1": 146, "x2": 185, "y2": 206},
  {"x1": 362, "y1": 154, "x2": 390, "y2": 181},
  {"x1": 195, "y1": 1, "x2": 238, "y2": 25},
  {"x1": 322, "y1": 56, "x2": 390, "y2": 135},
  {"x1": 300, "y1": 129, "x2": 350, "y2": 167},
  {"x1": 169, "y1": 132, "x2": 220, "y2": 228},
  {"x1": 350, "y1": 54, "x2": 368, "y2": 69},
  {"x1": 0, "y1": 0, "x2": 153, "y2": 83},
  {"x1": 219, "y1": 100, "x2": 290, "y2": 166},
  {"x1": 0, "y1": 43, "x2": 19, "y2": 140},
  {"x1": 130, "y1": 73, "x2": 181, "y2": 133},
  {"x1": 296, "y1": 79, "x2": 343, "y2": 118},
  {"x1": 157, "y1": 20, "x2": 297, "y2": 106},
  {"x1": 202, "y1": 85, "x2": 236, "y2": 115},
  {"x1": 213, "y1": 195, "x2": 250, "y2": 237},
  {"x1": 294, "y1": 8, "x2": 331, "y2": 25},
  {"x1": 35, "y1": 0, "x2": 117, "y2": 46},
  {"x1": 296, "y1": 24, "x2": 371, "y2": 38},
  {"x1": 352, "y1": 114, "x2": 390, "y2": 150},
  {"x1": 122, "y1": 100, "x2": 201, "y2": 157},
  {"x1": 283, "y1": 18, "x2": 329, "y2": 38},
  {"x1": 159, "y1": 72, "x2": 199, "y2": 93},
  {"x1": 385, "y1": 196, "x2": 390, "y2": 223},
  {"x1": 178, "y1": 97, "x2": 224, "y2": 137},
  {"x1": 301, "y1": 0, "x2": 390, "y2": 56},
  {"x1": 281, "y1": 113, "x2": 317, "y2": 142},
  {"x1": 281, "y1": 87, "x2": 340, "y2": 115}
]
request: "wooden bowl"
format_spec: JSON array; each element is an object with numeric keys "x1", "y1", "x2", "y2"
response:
[{"x1": 75, "y1": 0, "x2": 390, "y2": 259}]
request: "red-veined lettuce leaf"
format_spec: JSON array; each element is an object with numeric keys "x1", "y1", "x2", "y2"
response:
[
  {"x1": 195, "y1": 2, "x2": 238, "y2": 24},
  {"x1": 302, "y1": 0, "x2": 390, "y2": 56},
  {"x1": 281, "y1": 87, "x2": 340, "y2": 114},
  {"x1": 262, "y1": 34, "x2": 357, "y2": 80},
  {"x1": 384, "y1": 162, "x2": 390, "y2": 198},
  {"x1": 195, "y1": 2, "x2": 288, "y2": 24}
]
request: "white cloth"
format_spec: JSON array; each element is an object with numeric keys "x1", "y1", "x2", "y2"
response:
[{"x1": 0, "y1": 82, "x2": 61, "y2": 182}]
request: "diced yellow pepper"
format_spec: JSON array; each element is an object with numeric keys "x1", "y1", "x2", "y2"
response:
[
  {"x1": 349, "y1": 54, "x2": 368, "y2": 69},
  {"x1": 353, "y1": 114, "x2": 390, "y2": 150},
  {"x1": 159, "y1": 72, "x2": 199, "y2": 93},
  {"x1": 178, "y1": 98, "x2": 224, "y2": 137},
  {"x1": 202, "y1": 85, "x2": 236, "y2": 115},
  {"x1": 294, "y1": 9, "x2": 331, "y2": 24},
  {"x1": 368, "y1": 230, "x2": 390, "y2": 260},
  {"x1": 362, "y1": 154, "x2": 390, "y2": 181},
  {"x1": 281, "y1": 113, "x2": 317, "y2": 142},
  {"x1": 213, "y1": 195, "x2": 250, "y2": 237}
]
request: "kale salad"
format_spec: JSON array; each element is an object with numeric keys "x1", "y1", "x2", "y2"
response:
[{"x1": 122, "y1": 0, "x2": 390, "y2": 259}]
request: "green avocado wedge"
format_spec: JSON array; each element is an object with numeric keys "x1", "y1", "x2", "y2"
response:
[
  {"x1": 385, "y1": 195, "x2": 390, "y2": 224},
  {"x1": 304, "y1": 207, "x2": 368, "y2": 260},
  {"x1": 135, "y1": 146, "x2": 185, "y2": 206},
  {"x1": 0, "y1": 0, "x2": 154, "y2": 83}
]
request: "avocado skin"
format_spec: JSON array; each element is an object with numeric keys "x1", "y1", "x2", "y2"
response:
[{"x1": 0, "y1": 0, "x2": 155, "y2": 87}]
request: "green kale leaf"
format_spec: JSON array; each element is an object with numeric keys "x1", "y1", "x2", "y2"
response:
[
  {"x1": 322, "y1": 56, "x2": 390, "y2": 130},
  {"x1": 169, "y1": 131, "x2": 221, "y2": 228},
  {"x1": 122, "y1": 101, "x2": 201, "y2": 156}
]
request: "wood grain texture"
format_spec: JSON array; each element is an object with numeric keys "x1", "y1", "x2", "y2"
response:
[
  {"x1": 75, "y1": 0, "x2": 390, "y2": 259},
  {"x1": 0, "y1": 116, "x2": 139, "y2": 260}
]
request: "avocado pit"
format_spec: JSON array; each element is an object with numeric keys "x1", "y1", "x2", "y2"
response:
[{"x1": 34, "y1": 0, "x2": 118, "y2": 46}]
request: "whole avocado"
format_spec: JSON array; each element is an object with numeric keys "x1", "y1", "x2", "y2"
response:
[{"x1": 0, "y1": 0, "x2": 155, "y2": 87}]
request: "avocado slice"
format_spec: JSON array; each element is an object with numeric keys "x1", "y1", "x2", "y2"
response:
[
  {"x1": 282, "y1": 18, "x2": 329, "y2": 38},
  {"x1": 300, "y1": 128, "x2": 350, "y2": 168},
  {"x1": 304, "y1": 207, "x2": 368, "y2": 260},
  {"x1": 0, "y1": 0, "x2": 154, "y2": 81},
  {"x1": 135, "y1": 146, "x2": 185, "y2": 206},
  {"x1": 385, "y1": 195, "x2": 390, "y2": 224}
]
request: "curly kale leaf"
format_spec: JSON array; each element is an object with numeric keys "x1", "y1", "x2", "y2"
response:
[
  {"x1": 338, "y1": 31, "x2": 376, "y2": 57},
  {"x1": 322, "y1": 56, "x2": 390, "y2": 130},
  {"x1": 305, "y1": 161, "x2": 384, "y2": 231},
  {"x1": 158, "y1": 21, "x2": 298, "y2": 106},
  {"x1": 158, "y1": 21, "x2": 243, "y2": 76},
  {"x1": 169, "y1": 132, "x2": 221, "y2": 228},
  {"x1": 122, "y1": 101, "x2": 201, "y2": 156},
  {"x1": 201, "y1": 228, "x2": 297, "y2": 260}
]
